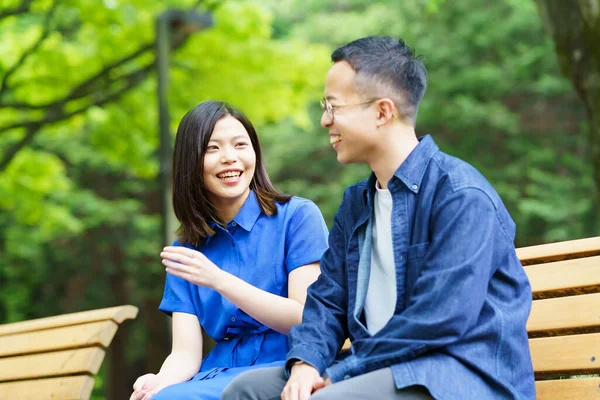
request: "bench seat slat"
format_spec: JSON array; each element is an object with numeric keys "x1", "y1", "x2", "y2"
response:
[
  {"x1": 527, "y1": 293, "x2": 600, "y2": 337},
  {"x1": 0, "y1": 347, "x2": 105, "y2": 382},
  {"x1": 530, "y1": 333, "x2": 600, "y2": 378},
  {"x1": 0, "y1": 305, "x2": 138, "y2": 337},
  {"x1": 535, "y1": 377, "x2": 600, "y2": 400},
  {"x1": 524, "y1": 256, "x2": 600, "y2": 299},
  {"x1": 0, "y1": 320, "x2": 118, "y2": 358},
  {"x1": 517, "y1": 237, "x2": 600, "y2": 266},
  {"x1": 0, "y1": 375, "x2": 94, "y2": 400}
]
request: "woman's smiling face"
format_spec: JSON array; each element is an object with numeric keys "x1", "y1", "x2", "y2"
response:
[{"x1": 202, "y1": 116, "x2": 256, "y2": 210}]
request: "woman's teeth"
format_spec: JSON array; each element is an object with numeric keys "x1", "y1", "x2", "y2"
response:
[
  {"x1": 330, "y1": 136, "x2": 341, "y2": 144},
  {"x1": 218, "y1": 171, "x2": 241, "y2": 180}
]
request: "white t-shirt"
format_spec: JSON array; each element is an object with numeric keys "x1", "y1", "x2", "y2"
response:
[{"x1": 364, "y1": 181, "x2": 397, "y2": 335}]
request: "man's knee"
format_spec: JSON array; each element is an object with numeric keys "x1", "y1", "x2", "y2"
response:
[
  {"x1": 220, "y1": 371, "x2": 268, "y2": 400},
  {"x1": 310, "y1": 387, "x2": 343, "y2": 400},
  {"x1": 220, "y1": 376, "x2": 249, "y2": 400},
  {"x1": 221, "y1": 367, "x2": 286, "y2": 400}
]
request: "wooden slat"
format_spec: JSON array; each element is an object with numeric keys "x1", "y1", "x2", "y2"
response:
[
  {"x1": 530, "y1": 333, "x2": 600, "y2": 378},
  {"x1": 524, "y1": 256, "x2": 600, "y2": 299},
  {"x1": 527, "y1": 293, "x2": 600, "y2": 337},
  {"x1": 517, "y1": 236, "x2": 600, "y2": 266},
  {"x1": 0, "y1": 375, "x2": 94, "y2": 400},
  {"x1": 0, "y1": 347, "x2": 105, "y2": 382},
  {"x1": 0, "y1": 320, "x2": 118, "y2": 357},
  {"x1": 0, "y1": 305, "x2": 138, "y2": 336},
  {"x1": 535, "y1": 377, "x2": 600, "y2": 400}
]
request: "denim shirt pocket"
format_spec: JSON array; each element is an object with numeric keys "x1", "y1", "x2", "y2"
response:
[{"x1": 405, "y1": 242, "x2": 429, "y2": 305}]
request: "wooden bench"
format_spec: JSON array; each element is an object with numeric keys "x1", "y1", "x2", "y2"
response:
[
  {"x1": 0, "y1": 305, "x2": 138, "y2": 400},
  {"x1": 519, "y1": 236, "x2": 600, "y2": 399}
]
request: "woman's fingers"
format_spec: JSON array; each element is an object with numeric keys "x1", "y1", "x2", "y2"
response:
[
  {"x1": 162, "y1": 260, "x2": 195, "y2": 282},
  {"x1": 160, "y1": 251, "x2": 193, "y2": 264},
  {"x1": 162, "y1": 247, "x2": 207, "y2": 261}
]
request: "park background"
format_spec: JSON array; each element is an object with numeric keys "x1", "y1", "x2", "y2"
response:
[{"x1": 1, "y1": 0, "x2": 598, "y2": 398}]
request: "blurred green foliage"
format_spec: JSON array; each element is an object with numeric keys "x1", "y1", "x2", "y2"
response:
[{"x1": 0, "y1": 0, "x2": 596, "y2": 398}]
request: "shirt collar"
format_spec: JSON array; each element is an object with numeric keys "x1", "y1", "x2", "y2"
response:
[
  {"x1": 363, "y1": 134, "x2": 439, "y2": 203},
  {"x1": 231, "y1": 189, "x2": 262, "y2": 231},
  {"x1": 207, "y1": 190, "x2": 262, "y2": 235},
  {"x1": 393, "y1": 134, "x2": 439, "y2": 193}
]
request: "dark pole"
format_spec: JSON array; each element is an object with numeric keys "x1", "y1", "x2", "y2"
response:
[
  {"x1": 156, "y1": 13, "x2": 172, "y2": 248},
  {"x1": 155, "y1": 10, "x2": 213, "y2": 247}
]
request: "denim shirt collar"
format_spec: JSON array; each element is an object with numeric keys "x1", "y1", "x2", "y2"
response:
[
  {"x1": 363, "y1": 134, "x2": 439, "y2": 205},
  {"x1": 208, "y1": 190, "x2": 262, "y2": 232}
]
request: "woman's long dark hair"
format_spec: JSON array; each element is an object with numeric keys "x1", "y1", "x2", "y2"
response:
[{"x1": 172, "y1": 100, "x2": 291, "y2": 246}]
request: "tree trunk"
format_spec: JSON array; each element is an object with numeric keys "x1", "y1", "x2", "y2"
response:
[{"x1": 534, "y1": 0, "x2": 600, "y2": 195}]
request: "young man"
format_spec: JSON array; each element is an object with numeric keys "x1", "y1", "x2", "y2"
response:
[{"x1": 221, "y1": 36, "x2": 535, "y2": 400}]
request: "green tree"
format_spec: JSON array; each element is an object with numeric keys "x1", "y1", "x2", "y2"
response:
[
  {"x1": 0, "y1": 0, "x2": 329, "y2": 397},
  {"x1": 262, "y1": 0, "x2": 596, "y2": 245},
  {"x1": 533, "y1": 0, "x2": 600, "y2": 199}
]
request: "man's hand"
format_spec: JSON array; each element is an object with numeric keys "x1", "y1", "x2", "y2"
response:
[
  {"x1": 281, "y1": 362, "x2": 324, "y2": 400},
  {"x1": 313, "y1": 377, "x2": 332, "y2": 394}
]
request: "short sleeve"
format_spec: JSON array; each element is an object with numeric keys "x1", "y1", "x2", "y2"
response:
[
  {"x1": 158, "y1": 240, "x2": 197, "y2": 316},
  {"x1": 284, "y1": 200, "x2": 329, "y2": 275}
]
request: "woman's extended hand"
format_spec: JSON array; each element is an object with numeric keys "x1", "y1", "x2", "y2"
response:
[{"x1": 161, "y1": 246, "x2": 226, "y2": 289}]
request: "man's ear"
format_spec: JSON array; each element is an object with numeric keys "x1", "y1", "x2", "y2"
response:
[{"x1": 375, "y1": 98, "x2": 396, "y2": 127}]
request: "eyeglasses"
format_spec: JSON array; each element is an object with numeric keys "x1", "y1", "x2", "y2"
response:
[{"x1": 320, "y1": 98, "x2": 379, "y2": 121}]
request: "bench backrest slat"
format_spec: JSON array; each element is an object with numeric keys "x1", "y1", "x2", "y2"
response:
[
  {"x1": 524, "y1": 256, "x2": 600, "y2": 299},
  {"x1": 529, "y1": 333, "x2": 600, "y2": 378},
  {"x1": 517, "y1": 237, "x2": 600, "y2": 266},
  {"x1": 0, "y1": 320, "x2": 118, "y2": 358},
  {"x1": 527, "y1": 292, "x2": 600, "y2": 338},
  {"x1": 0, "y1": 376, "x2": 94, "y2": 400},
  {"x1": 0, "y1": 347, "x2": 105, "y2": 382},
  {"x1": 535, "y1": 377, "x2": 600, "y2": 400},
  {"x1": 0, "y1": 305, "x2": 137, "y2": 336}
]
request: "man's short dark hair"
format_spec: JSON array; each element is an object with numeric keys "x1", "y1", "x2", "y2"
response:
[{"x1": 331, "y1": 36, "x2": 427, "y2": 125}]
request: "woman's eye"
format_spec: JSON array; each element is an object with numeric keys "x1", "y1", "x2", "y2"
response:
[
  {"x1": 235, "y1": 142, "x2": 249, "y2": 147},
  {"x1": 207, "y1": 145, "x2": 219, "y2": 151}
]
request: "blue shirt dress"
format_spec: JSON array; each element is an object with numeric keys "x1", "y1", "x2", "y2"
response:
[{"x1": 153, "y1": 191, "x2": 329, "y2": 400}]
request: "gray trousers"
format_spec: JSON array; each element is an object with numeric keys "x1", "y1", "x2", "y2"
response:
[{"x1": 220, "y1": 366, "x2": 434, "y2": 400}]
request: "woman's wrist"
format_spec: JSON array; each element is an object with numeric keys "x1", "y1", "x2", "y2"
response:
[{"x1": 211, "y1": 269, "x2": 232, "y2": 293}]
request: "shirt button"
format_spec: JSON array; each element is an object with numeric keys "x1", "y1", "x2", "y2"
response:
[
  {"x1": 344, "y1": 375, "x2": 351, "y2": 380},
  {"x1": 231, "y1": 317, "x2": 236, "y2": 322},
  {"x1": 411, "y1": 184, "x2": 418, "y2": 190},
  {"x1": 231, "y1": 222, "x2": 237, "y2": 227}
]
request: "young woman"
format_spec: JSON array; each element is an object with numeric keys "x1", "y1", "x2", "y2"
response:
[{"x1": 130, "y1": 101, "x2": 329, "y2": 400}]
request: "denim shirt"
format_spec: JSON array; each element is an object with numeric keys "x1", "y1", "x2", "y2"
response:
[{"x1": 286, "y1": 135, "x2": 536, "y2": 399}]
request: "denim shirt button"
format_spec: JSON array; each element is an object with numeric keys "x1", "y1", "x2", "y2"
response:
[
  {"x1": 344, "y1": 375, "x2": 351, "y2": 380},
  {"x1": 411, "y1": 184, "x2": 418, "y2": 190}
]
